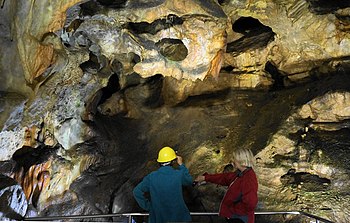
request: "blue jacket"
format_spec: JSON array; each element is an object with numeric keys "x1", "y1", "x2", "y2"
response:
[{"x1": 133, "y1": 164, "x2": 193, "y2": 223}]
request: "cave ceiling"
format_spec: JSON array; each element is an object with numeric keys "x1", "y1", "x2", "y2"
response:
[{"x1": 1, "y1": 0, "x2": 350, "y2": 222}]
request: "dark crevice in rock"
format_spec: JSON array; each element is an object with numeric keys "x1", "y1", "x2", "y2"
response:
[
  {"x1": 310, "y1": 119, "x2": 350, "y2": 131},
  {"x1": 65, "y1": 19, "x2": 84, "y2": 33},
  {"x1": 226, "y1": 30, "x2": 275, "y2": 53},
  {"x1": 142, "y1": 74, "x2": 164, "y2": 108},
  {"x1": 280, "y1": 169, "x2": 331, "y2": 191},
  {"x1": 40, "y1": 32, "x2": 57, "y2": 43},
  {"x1": 218, "y1": 0, "x2": 229, "y2": 6},
  {"x1": 232, "y1": 17, "x2": 271, "y2": 35},
  {"x1": 80, "y1": 52, "x2": 101, "y2": 73},
  {"x1": 221, "y1": 65, "x2": 234, "y2": 72},
  {"x1": 127, "y1": 0, "x2": 167, "y2": 9},
  {"x1": 12, "y1": 146, "x2": 57, "y2": 172},
  {"x1": 227, "y1": 17, "x2": 275, "y2": 54},
  {"x1": 80, "y1": 1, "x2": 102, "y2": 16},
  {"x1": 270, "y1": 153, "x2": 299, "y2": 168},
  {"x1": 73, "y1": 113, "x2": 147, "y2": 214},
  {"x1": 98, "y1": 73, "x2": 121, "y2": 106},
  {"x1": 335, "y1": 12, "x2": 350, "y2": 32},
  {"x1": 302, "y1": 128, "x2": 350, "y2": 170},
  {"x1": 80, "y1": 52, "x2": 108, "y2": 75},
  {"x1": 121, "y1": 72, "x2": 143, "y2": 89},
  {"x1": 156, "y1": 38, "x2": 188, "y2": 61},
  {"x1": 96, "y1": 0, "x2": 128, "y2": 9},
  {"x1": 125, "y1": 14, "x2": 183, "y2": 35},
  {"x1": 176, "y1": 88, "x2": 231, "y2": 107},
  {"x1": 132, "y1": 53, "x2": 141, "y2": 64},
  {"x1": 110, "y1": 59, "x2": 123, "y2": 74},
  {"x1": 195, "y1": 0, "x2": 226, "y2": 18},
  {"x1": 265, "y1": 61, "x2": 285, "y2": 91},
  {"x1": 305, "y1": 0, "x2": 350, "y2": 14}
]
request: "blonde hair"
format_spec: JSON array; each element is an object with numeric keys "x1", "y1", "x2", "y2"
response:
[{"x1": 233, "y1": 148, "x2": 255, "y2": 167}]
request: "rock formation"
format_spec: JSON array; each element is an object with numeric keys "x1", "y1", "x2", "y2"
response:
[{"x1": 1, "y1": 0, "x2": 350, "y2": 222}]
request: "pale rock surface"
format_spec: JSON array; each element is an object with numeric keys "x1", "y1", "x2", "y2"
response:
[
  {"x1": 255, "y1": 91, "x2": 350, "y2": 221},
  {"x1": 0, "y1": 174, "x2": 28, "y2": 221},
  {"x1": 299, "y1": 92, "x2": 350, "y2": 123}
]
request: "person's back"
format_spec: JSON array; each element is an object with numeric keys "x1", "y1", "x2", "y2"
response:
[{"x1": 133, "y1": 147, "x2": 192, "y2": 223}]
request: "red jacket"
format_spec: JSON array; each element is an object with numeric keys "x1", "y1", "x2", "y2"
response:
[{"x1": 205, "y1": 168, "x2": 258, "y2": 223}]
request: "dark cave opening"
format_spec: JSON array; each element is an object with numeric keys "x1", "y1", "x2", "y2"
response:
[
  {"x1": 125, "y1": 14, "x2": 183, "y2": 35},
  {"x1": 221, "y1": 65, "x2": 234, "y2": 72},
  {"x1": 96, "y1": 0, "x2": 128, "y2": 9},
  {"x1": 80, "y1": 1, "x2": 101, "y2": 16},
  {"x1": 218, "y1": 0, "x2": 229, "y2": 6},
  {"x1": 79, "y1": 52, "x2": 104, "y2": 74},
  {"x1": 232, "y1": 17, "x2": 272, "y2": 35},
  {"x1": 303, "y1": 128, "x2": 350, "y2": 171},
  {"x1": 227, "y1": 17, "x2": 275, "y2": 54},
  {"x1": 306, "y1": 0, "x2": 350, "y2": 14},
  {"x1": 265, "y1": 61, "x2": 285, "y2": 91},
  {"x1": 12, "y1": 145, "x2": 57, "y2": 173},
  {"x1": 97, "y1": 73, "x2": 121, "y2": 106},
  {"x1": 280, "y1": 169, "x2": 331, "y2": 192},
  {"x1": 156, "y1": 38, "x2": 188, "y2": 61},
  {"x1": 141, "y1": 74, "x2": 164, "y2": 108}
]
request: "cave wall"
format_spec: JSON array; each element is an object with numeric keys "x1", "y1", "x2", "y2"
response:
[{"x1": 0, "y1": 0, "x2": 350, "y2": 222}]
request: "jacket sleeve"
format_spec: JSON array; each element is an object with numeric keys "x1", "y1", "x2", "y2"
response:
[
  {"x1": 205, "y1": 172, "x2": 237, "y2": 186},
  {"x1": 133, "y1": 175, "x2": 151, "y2": 211},
  {"x1": 179, "y1": 164, "x2": 193, "y2": 186},
  {"x1": 240, "y1": 172, "x2": 258, "y2": 212}
]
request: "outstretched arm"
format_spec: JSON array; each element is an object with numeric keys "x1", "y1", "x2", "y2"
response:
[{"x1": 196, "y1": 172, "x2": 237, "y2": 186}]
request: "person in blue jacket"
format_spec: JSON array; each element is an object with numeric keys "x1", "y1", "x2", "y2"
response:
[{"x1": 133, "y1": 146, "x2": 193, "y2": 223}]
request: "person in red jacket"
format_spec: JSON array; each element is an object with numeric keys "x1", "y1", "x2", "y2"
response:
[{"x1": 195, "y1": 148, "x2": 258, "y2": 223}]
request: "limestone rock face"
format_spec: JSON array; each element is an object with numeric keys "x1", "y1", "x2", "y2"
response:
[
  {"x1": 255, "y1": 91, "x2": 350, "y2": 222},
  {"x1": 0, "y1": 0, "x2": 350, "y2": 222},
  {"x1": 299, "y1": 92, "x2": 350, "y2": 123},
  {"x1": 0, "y1": 174, "x2": 28, "y2": 221}
]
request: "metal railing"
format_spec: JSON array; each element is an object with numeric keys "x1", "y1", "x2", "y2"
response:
[{"x1": 25, "y1": 211, "x2": 334, "y2": 223}]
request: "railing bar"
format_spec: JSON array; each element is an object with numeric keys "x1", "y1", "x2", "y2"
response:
[
  {"x1": 26, "y1": 213, "x2": 147, "y2": 221},
  {"x1": 299, "y1": 211, "x2": 334, "y2": 223},
  {"x1": 25, "y1": 211, "x2": 334, "y2": 222},
  {"x1": 254, "y1": 211, "x2": 300, "y2": 215}
]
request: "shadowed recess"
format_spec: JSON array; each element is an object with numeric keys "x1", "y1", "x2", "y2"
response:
[
  {"x1": 96, "y1": 0, "x2": 128, "y2": 8},
  {"x1": 193, "y1": 0, "x2": 226, "y2": 18},
  {"x1": 156, "y1": 38, "x2": 188, "y2": 61},
  {"x1": 303, "y1": 128, "x2": 350, "y2": 170},
  {"x1": 227, "y1": 17, "x2": 275, "y2": 54},
  {"x1": 12, "y1": 146, "x2": 57, "y2": 172},
  {"x1": 80, "y1": 52, "x2": 108, "y2": 74},
  {"x1": 80, "y1": 1, "x2": 102, "y2": 16},
  {"x1": 125, "y1": 14, "x2": 183, "y2": 35},
  {"x1": 232, "y1": 17, "x2": 272, "y2": 35},
  {"x1": 265, "y1": 61, "x2": 285, "y2": 90},
  {"x1": 280, "y1": 169, "x2": 331, "y2": 191},
  {"x1": 142, "y1": 74, "x2": 164, "y2": 108},
  {"x1": 305, "y1": 0, "x2": 350, "y2": 14},
  {"x1": 218, "y1": 0, "x2": 229, "y2": 6},
  {"x1": 98, "y1": 73, "x2": 121, "y2": 106}
]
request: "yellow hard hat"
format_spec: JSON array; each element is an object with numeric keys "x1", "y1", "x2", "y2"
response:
[{"x1": 157, "y1": 146, "x2": 177, "y2": 163}]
